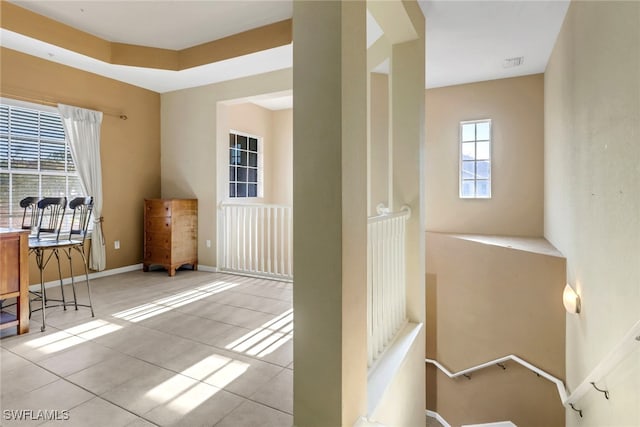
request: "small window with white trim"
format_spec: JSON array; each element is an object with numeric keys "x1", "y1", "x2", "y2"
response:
[
  {"x1": 460, "y1": 119, "x2": 491, "y2": 198},
  {"x1": 229, "y1": 131, "x2": 263, "y2": 198}
]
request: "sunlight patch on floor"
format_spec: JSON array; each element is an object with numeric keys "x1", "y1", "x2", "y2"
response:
[
  {"x1": 167, "y1": 381, "x2": 221, "y2": 413},
  {"x1": 225, "y1": 309, "x2": 293, "y2": 357},
  {"x1": 63, "y1": 319, "x2": 123, "y2": 340},
  {"x1": 145, "y1": 352, "x2": 249, "y2": 415},
  {"x1": 22, "y1": 330, "x2": 85, "y2": 355},
  {"x1": 112, "y1": 281, "x2": 239, "y2": 323},
  {"x1": 146, "y1": 374, "x2": 200, "y2": 407},
  {"x1": 181, "y1": 354, "x2": 250, "y2": 386}
]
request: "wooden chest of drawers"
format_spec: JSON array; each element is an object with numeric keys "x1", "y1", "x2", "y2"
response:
[
  {"x1": 0, "y1": 228, "x2": 29, "y2": 334},
  {"x1": 143, "y1": 199, "x2": 198, "y2": 276}
]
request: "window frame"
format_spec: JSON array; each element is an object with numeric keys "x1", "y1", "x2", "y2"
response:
[
  {"x1": 0, "y1": 97, "x2": 82, "y2": 228},
  {"x1": 459, "y1": 118, "x2": 492, "y2": 199},
  {"x1": 228, "y1": 130, "x2": 264, "y2": 199}
]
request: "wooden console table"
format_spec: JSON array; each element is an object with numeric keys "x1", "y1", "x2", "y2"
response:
[{"x1": 0, "y1": 228, "x2": 30, "y2": 334}]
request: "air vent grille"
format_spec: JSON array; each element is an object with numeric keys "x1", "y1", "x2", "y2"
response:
[{"x1": 503, "y1": 56, "x2": 524, "y2": 68}]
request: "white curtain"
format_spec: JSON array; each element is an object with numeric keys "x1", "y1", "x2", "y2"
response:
[{"x1": 58, "y1": 104, "x2": 106, "y2": 271}]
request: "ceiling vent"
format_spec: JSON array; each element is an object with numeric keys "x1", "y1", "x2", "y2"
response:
[{"x1": 503, "y1": 56, "x2": 524, "y2": 68}]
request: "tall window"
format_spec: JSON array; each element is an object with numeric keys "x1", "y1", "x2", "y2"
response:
[
  {"x1": 460, "y1": 119, "x2": 491, "y2": 198},
  {"x1": 0, "y1": 99, "x2": 82, "y2": 227},
  {"x1": 229, "y1": 131, "x2": 262, "y2": 198}
]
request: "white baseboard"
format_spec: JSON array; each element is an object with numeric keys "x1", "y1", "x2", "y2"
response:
[
  {"x1": 218, "y1": 268, "x2": 293, "y2": 283},
  {"x1": 28, "y1": 263, "x2": 143, "y2": 292},
  {"x1": 27, "y1": 263, "x2": 224, "y2": 292},
  {"x1": 426, "y1": 410, "x2": 451, "y2": 427}
]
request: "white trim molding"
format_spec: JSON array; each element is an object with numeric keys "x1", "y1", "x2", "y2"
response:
[
  {"x1": 198, "y1": 265, "x2": 218, "y2": 273},
  {"x1": 28, "y1": 263, "x2": 220, "y2": 292},
  {"x1": 426, "y1": 410, "x2": 451, "y2": 427},
  {"x1": 29, "y1": 263, "x2": 143, "y2": 292},
  {"x1": 426, "y1": 354, "x2": 568, "y2": 404},
  {"x1": 426, "y1": 320, "x2": 640, "y2": 418}
]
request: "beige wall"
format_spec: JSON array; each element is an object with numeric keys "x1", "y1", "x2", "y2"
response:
[
  {"x1": 161, "y1": 69, "x2": 292, "y2": 268},
  {"x1": 225, "y1": 103, "x2": 292, "y2": 205},
  {"x1": 426, "y1": 232, "x2": 566, "y2": 427},
  {"x1": 292, "y1": 0, "x2": 425, "y2": 424},
  {"x1": 425, "y1": 74, "x2": 544, "y2": 237},
  {"x1": 271, "y1": 109, "x2": 293, "y2": 206},
  {"x1": 544, "y1": 2, "x2": 640, "y2": 426},
  {"x1": 369, "y1": 72, "x2": 390, "y2": 216},
  {"x1": 370, "y1": 337, "x2": 426, "y2": 425},
  {"x1": 1, "y1": 47, "x2": 161, "y2": 283},
  {"x1": 292, "y1": 1, "x2": 368, "y2": 424}
]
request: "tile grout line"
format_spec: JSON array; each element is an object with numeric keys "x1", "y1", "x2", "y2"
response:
[
  {"x1": 2, "y1": 344, "x2": 161, "y2": 427},
  {"x1": 2, "y1": 272, "x2": 294, "y2": 423}
]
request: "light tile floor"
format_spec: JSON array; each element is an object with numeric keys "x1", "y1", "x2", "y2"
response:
[{"x1": 0, "y1": 270, "x2": 293, "y2": 426}]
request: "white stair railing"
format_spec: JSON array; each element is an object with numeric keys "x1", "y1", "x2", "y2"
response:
[
  {"x1": 367, "y1": 205, "x2": 411, "y2": 367},
  {"x1": 426, "y1": 318, "x2": 640, "y2": 418},
  {"x1": 219, "y1": 202, "x2": 292, "y2": 281},
  {"x1": 426, "y1": 354, "x2": 568, "y2": 404}
]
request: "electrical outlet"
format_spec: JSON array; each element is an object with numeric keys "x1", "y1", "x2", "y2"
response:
[
  {"x1": 114, "y1": 240, "x2": 120, "y2": 250},
  {"x1": 206, "y1": 240, "x2": 211, "y2": 248}
]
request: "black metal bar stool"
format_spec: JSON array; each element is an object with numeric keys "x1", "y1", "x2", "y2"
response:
[
  {"x1": 54, "y1": 197, "x2": 95, "y2": 316},
  {"x1": 28, "y1": 197, "x2": 67, "y2": 332},
  {"x1": 0, "y1": 197, "x2": 40, "y2": 314}
]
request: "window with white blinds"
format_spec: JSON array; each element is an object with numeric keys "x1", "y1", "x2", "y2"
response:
[{"x1": 0, "y1": 99, "x2": 83, "y2": 228}]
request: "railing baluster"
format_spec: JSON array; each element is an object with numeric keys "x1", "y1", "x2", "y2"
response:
[
  {"x1": 367, "y1": 221, "x2": 373, "y2": 367},
  {"x1": 267, "y1": 207, "x2": 272, "y2": 275},
  {"x1": 372, "y1": 222, "x2": 378, "y2": 360},
  {"x1": 273, "y1": 207, "x2": 279, "y2": 275},
  {"x1": 242, "y1": 206, "x2": 246, "y2": 271},
  {"x1": 391, "y1": 217, "x2": 396, "y2": 331},
  {"x1": 232, "y1": 205, "x2": 237, "y2": 271},
  {"x1": 248, "y1": 207, "x2": 253, "y2": 272},
  {"x1": 287, "y1": 207, "x2": 293, "y2": 276},
  {"x1": 219, "y1": 203, "x2": 293, "y2": 281},
  {"x1": 221, "y1": 206, "x2": 226, "y2": 270},
  {"x1": 227, "y1": 206, "x2": 232, "y2": 271},
  {"x1": 377, "y1": 220, "x2": 383, "y2": 357},
  {"x1": 260, "y1": 206, "x2": 265, "y2": 274},
  {"x1": 280, "y1": 207, "x2": 285, "y2": 275},
  {"x1": 400, "y1": 218, "x2": 405, "y2": 323},
  {"x1": 366, "y1": 206, "x2": 411, "y2": 366},
  {"x1": 253, "y1": 206, "x2": 258, "y2": 273}
]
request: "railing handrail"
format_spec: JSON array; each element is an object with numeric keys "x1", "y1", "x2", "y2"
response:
[
  {"x1": 426, "y1": 354, "x2": 568, "y2": 404},
  {"x1": 426, "y1": 318, "x2": 640, "y2": 415},
  {"x1": 565, "y1": 318, "x2": 640, "y2": 405},
  {"x1": 220, "y1": 201, "x2": 291, "y2": 209},
  {"x1": 368, "y1": 205, "x2": 411, "y2": 224}
]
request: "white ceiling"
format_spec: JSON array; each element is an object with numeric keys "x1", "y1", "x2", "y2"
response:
[
  {"x1": 421, "y1": 0, "x2": 570, "y2": 88},
  {"x1": 0, "y1": 28, "x2": 293, "y2": 94},
  {"x1": 250, "y1": 94, "x2": 294, "y2": 111},
  {"x1": 1, "y1": 0, "x2": 570, "y2": 98}
]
